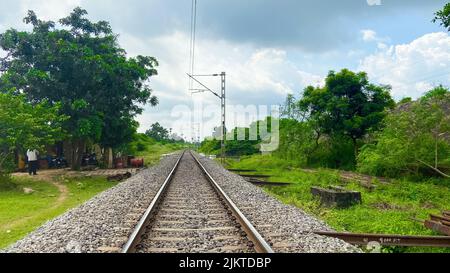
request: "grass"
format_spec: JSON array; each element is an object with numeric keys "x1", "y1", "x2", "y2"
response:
[
  {"x1": 0, "y1": 176, "x2": 119, "y2": 249},
  {"x1": 136, "y1": 142, "x2": 186, "y2": 167},
  {"x1": 129, "y1": 133, "x2": 189, "y2": 167},
  {"x1": 0, "y1": 138, "x2": 185, "y2": 250},
  {"x1": 226, "y1": 154, "x2": 450, "y2": 253}
]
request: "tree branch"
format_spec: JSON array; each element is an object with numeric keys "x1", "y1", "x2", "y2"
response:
[{"x1": 416, "y1": 159, "x2": 450, "y2": 178}]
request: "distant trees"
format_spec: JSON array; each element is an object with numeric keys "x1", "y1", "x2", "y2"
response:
[
  {"x1": 0, "y1": 7, "x2": 159, "y2": 169},
  {"x1": 199, "y1": 69, "x2": 395, "y2": 168},
  {"x1": 145, "y1": 122, "x2": 170, "y2": 142},
  {"x1": 278, "y1": 78, "x2": 450, "y2": 177},
  {"x1": 0, "y1": 91, "x2": 66, "y2": 175},
  {"x1": 358, "y1": 86, "x2": 450, "y2": 178},
  {"x1": 199, "y1": 119, "x2": 269, "y2": 156},
  {"x1": 225, "y1": 127, "x2": 260, "y2": 156},
  {"x1": 433, "y1": 3, "x2": 450, "y2": 31}
]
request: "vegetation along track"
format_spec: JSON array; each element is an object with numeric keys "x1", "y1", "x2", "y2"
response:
[{"x1": 122, "y1": 151, "x2": 274, "y2": 253}]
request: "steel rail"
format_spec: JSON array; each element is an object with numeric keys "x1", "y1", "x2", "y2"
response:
[
  {"x1": 315, "y1": 231, "x2": 450, "y2": 247},
  {"x1": 122, "y1": 151, "x2": 186, "y2": 253},
  {"x1": 189, "y1": 151, "x2": 275, "y2": 253}
]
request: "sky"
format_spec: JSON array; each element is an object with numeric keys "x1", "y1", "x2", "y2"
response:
[{"x1": 0, "y1": 0, "x2": 449, "y2": 140}]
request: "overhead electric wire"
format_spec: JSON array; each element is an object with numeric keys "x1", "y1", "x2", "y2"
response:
[{"x1": 188, "y1": 0, "x2": 198, "y2": 92}]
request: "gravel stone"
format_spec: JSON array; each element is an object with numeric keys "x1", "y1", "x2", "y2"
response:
[
  {"x1": 3, "y1": 151, "x2": 360, "y2": 253},
  {"x1": 3, "y1": 153, "x2": 181, "y2": 253},
  {"x1": 197, "y1": 153, "x2": 361, "y2": 253}
]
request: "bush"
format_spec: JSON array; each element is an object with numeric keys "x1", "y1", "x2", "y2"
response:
[
  {"x1": 357, "y1": 89, "x2": 450, "y2": 178},
  {"x1": 0, "y1": 174, "x2": 17, "y2": 191}
]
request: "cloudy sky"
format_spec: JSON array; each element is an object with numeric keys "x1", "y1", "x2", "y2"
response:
[{"x1": 1, "y1": 0, "x2": 449, "y2": 140}]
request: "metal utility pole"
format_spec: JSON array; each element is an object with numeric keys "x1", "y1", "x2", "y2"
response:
[
  {"x1": 188, "y1": 72, "x2": 226, "y2": 164},
  {"x1": 220, "y1": 72, "x2": 226, "y2": 164}
]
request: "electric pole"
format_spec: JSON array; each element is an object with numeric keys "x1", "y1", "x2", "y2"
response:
[
  {"x1": 220, "y1": 72, "x2": 226, "y2": 164},
  {"x1": 187, "y1": 72, "x2": 227, "y2": 164}
]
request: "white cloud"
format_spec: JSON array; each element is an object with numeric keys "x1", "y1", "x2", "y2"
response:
[
  {"x1": 120, "y1": 32, "x2": 323, "y2": 137},
  {"x1": 359, "y1": 32, "x2": 450, "y2": 99},
  {"x1": 362, "y1": 29, "x2": 378, "y2": 42},
  {"x1": 361, "y1": 29, "x2": 390, "y2": 46},
  {"x1": 366, "y1": 0, "x2": 382, "y2": 6},
  {"x1": 19, "y1": 0, "x2": 81, "y2": 21}
]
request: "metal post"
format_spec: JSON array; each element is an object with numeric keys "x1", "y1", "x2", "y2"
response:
[
  {"x1": 221, "y1": 72, "x2": 226, "y2": 164},
  {"x1": 187, "y1": 72, "x2": 226, "y2": 164}
]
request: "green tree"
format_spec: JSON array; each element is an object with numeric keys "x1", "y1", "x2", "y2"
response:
[
  {"x1": 275, "y1": 119, "x2": 315, "y2": 165},
  {"x1": 145, "y1": 122, "x2": 169, "y2": 142},
  {"x1": 225, "y1": 127, "x2": 259, "y2": 156},
  {"x1": 0, "y1": 91, "x2": 67, "y2": 175},
  {"x1": 281, "y1": 94, "x2": 303, "y2": 120},
  {"x1": 0, "y1": 8, "x2": 158, "y2": 169},
  {"x1": 358, "y1": 87, "x2": 450, "y2": 178},
  {"x1": 433, "y1": 3, "x2": 450, "y2": 31},
  {"x1": 299, "y1": 69, "x2": 395, "y2": 159}
]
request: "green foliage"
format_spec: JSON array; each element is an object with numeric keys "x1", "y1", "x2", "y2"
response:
[
  {"x1": 121, "y1": 133, "x2": 188, "y2": 166},
  {"x1": 225, "y1": 127, "x2": 260, "y2": 156},
  {"x1": 433, "y1": 3, "x2": 450, "y2": 31},
  {"x1": 0, "y1": 7, "x2": 159, "y2": 167},
  {"x1": 422, "y1": 85, "x2": 449, "y2": 100},
  {"x1": 270, "y1": 69, "x2": 395, "y2": 170},
  {"x1": 199, "y1": 139, "x2": 221, "y2": 155},
  {"x1": 124, "y1": 133, "x2": 156, "y2": 155},
  {"x1": 0, "y1": 91, "x2": 67, "y2": 174},
  {"x1": 0, "y1": 175, "x2": 119, "y2": 248},
  {"x1": 358, "y1": 87, "x2": 450, "y2": 178},
  {"x1": 274, "y1": 119, "x2": 314, "y2": 165},
  {"x1": 227, "y1": 155, "x2": 450, "y2": 253},
  {"x1": 281, "y1": 94, "x2": 303, "y2": 120},
  {"x1": 145, "y1": 122, "x2": 170, "y2": 142},
  {"x1": 200, "y1": 117, "x2": 276, "y2": 157},
  {"x1": 299, "y1": 69, "x2": 395, "y2": 151},
  {"x1": 0, "y1": 173, "x2": 16, "y2": 191},
  {"x1": 399, "y1": 97, "x2": 412, "y2": 104},
  {"x1": 308, "y1": 134, "x2": 357, "y2": 170}
]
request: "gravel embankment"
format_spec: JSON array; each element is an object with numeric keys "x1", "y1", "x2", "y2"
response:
[
  {"x1": 197, "y1": 154, "x2": 361, "y2": 253},
  {"x1": 4, "y1": 153, "x2": 181, "y2": 253},
  {"x1": 136, "y1": 152, "x2": 254, "y2": 253}
]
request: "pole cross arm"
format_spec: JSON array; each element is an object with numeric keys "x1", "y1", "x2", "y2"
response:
[{"x1": 187, "y1": 73, "x2": 222, "y2": 99}]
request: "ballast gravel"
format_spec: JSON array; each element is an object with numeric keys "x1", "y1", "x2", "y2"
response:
[
  {"x1": 4, "y1": 151, "x2": 360, "y2": 253},
  {"x1": 196, "y1": 153, "x2": 361, "y2": 253},
  {"x1": 3, "y1": 153, "x2": 181, "y2": 253}
]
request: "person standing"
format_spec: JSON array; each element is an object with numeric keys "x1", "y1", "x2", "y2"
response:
[{"x1": 26, "y1": 148, "x2": 39, "y2": 175}]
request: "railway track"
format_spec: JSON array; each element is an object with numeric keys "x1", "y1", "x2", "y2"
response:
[{"x1": 122, "y1": 151, "x2": 274, "y2": 253}]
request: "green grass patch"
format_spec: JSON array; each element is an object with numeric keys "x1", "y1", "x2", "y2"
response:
[
  {"x1": 136, "y1": 142, "x2": 185, "y2": 167},
  {"x1": 0, "y1": 176, "x2": 118, "y2": 249},
  {"x1": 227, "y1": 154, "x2": 450, "y2": 253},
  {"x1": 128, "y1": 133, "x2": 189, "y2": 167},
  {"x1": 0, "y1": 135, "x2": 187, "y2": 250}
]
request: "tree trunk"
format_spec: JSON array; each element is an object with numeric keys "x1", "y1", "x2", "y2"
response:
[
  {"x1": 70, "y1": 139, "x2": 86, "y2": 171},
  {"x1": 105, "y1": 147, "x2": 113, "y2": 169},
  {"x1": 352, "y1": 137, "x2": 358, "y2": 163},
  {"x1": 435, "y1": 137, "x2": 438, "y2": 169},
  {"x1": 0, "y1": 152, "x2": 8, "y2": 174},
  {"x1": 63, "y1": 141, "x2": 73, "y2": 166}
]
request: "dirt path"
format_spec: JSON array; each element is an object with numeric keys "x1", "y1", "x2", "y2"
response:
[
  {"x1": 13, "y1": 170, "x2": 70, "y2": 204},
  {"x1": 4, "y1": 168, "x2": 139, "y2": 230},
  {"x1": 7, "y1": 168, "x2": 139, "y2": 225},
  {"x1": 3, "y1": 172, "x2": 70, "y2": 230}
]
